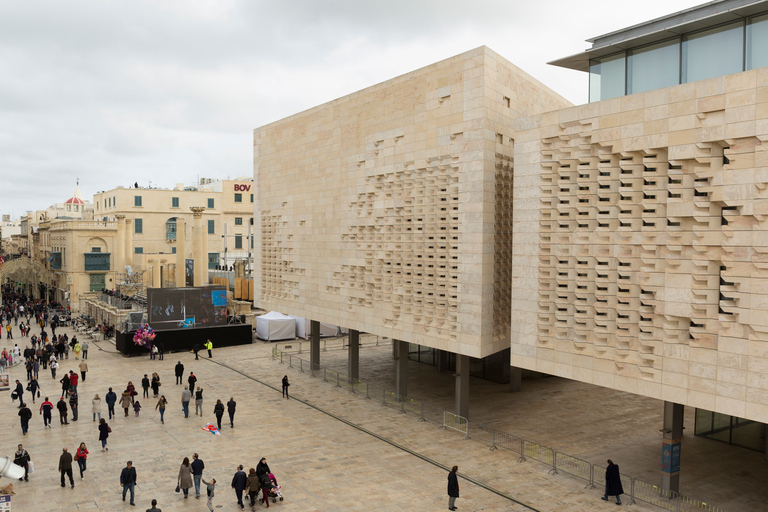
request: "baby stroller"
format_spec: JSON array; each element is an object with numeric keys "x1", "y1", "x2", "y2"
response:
[{"x1": 266, "y1": 473, "x2": 284, "y2": 503}]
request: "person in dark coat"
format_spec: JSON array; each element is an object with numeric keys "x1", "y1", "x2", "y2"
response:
[
  {"x1": 447, "y1": 465, "x2": 459, "y2": 510},
  {"x1": 602, "y1": 459, "x2": 624, "y2": 505},
  {"x1": 14, "y1": 379, "x2": 24, "y2": 407},
  {"x1": 227, "y1": 397, "x2": 236, "y2": 428},
  {"x1": 213, "y1": 399, "x2": 225, "y2": 431},
  {"x1": 57, "y1": 396, "x2": 69, "y2": 424},
  {"x1": 18, "y1": 403, "x2": 32, "y2": 435},
  {"x1": 175, "y1": 361, "x2": 184, "y2": 384},
  {"x1": 98, "y1": 418, "x2": 110, "y2": 451},
  {"x1": 256, "y1": 458, "x2": 270, "y2": 477},
  {"x1": 106, "y1": 387, "x2": 117, "y2": 419},
  {"x1": 231, "y1": 465, "x2": 247, "y2": 510}
]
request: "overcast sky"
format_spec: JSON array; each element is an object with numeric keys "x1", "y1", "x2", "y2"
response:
[{"x1": 0, "y1": 0, "x2": 704, "y2": 218}]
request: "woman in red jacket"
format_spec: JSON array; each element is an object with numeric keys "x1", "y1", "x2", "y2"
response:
[{"x1": 75, "y1": 442, "x2": 89, "y2": 480}]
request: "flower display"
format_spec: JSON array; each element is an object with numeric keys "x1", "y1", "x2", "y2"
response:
[{"x1": 132, "y1": 323, "x2": 156, "y2": 348}]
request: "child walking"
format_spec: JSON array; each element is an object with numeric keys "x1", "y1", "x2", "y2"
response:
[
  {"x1": 133, "y1": 400, "x2": 141, "y2": 417},
  {"x1": 202, "y1": 477, "x2": 216, "y2": 512}
]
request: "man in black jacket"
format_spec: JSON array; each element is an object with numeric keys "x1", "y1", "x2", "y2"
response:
[
  {"x1": 14, "y1": 380, "x2": 24, "y2": 408},
  {"x1": 231, "y1": 465, "x2": 247, "y2": 510},
  {"x1": 106, "y1": 387, "x2": 117, "y2": 419},
  {"x1": 602, "y1": 459, "x2": 624, "y2": 505},
  {"x1": 57, "y1": 396, "x2": 69, "y2": 425},
  {"x1": 120, "y1": 460, "x2": 137, "y2": 505},
  {"x1": 227, "y1": 397, "x2": 236, "y2": 428},
  {"x1": 14, "y1": 444, "x2": 30, "y2": 482},
  {"x1": 59, "y1": 447, "x2": 74, "y2": 488},
  {"x1": 175, "y1": 361, "x2": 184, "y2": 385},
  {"x1": 18, "y1": 403, "x2": 32, "y2": 435}
]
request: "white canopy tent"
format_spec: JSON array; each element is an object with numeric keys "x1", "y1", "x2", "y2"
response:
[
  {"x1": 289, "y1": 315, "x2": 339, "y2": 339},
  {"x1": 255, "y1": 311, "x2": 296, "y2": 341}
]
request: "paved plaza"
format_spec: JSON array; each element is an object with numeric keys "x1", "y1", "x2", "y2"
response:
[{"x1": 0, "y1": 321, "x2": 762, "y2": 511}]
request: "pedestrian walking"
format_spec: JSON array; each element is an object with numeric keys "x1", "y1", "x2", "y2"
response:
[
  {"x1": 40, "y1": 397, "x2": 53, "y2": 428},
  {"x1": 106, "y1": 387, "x2": 117, "y2": 419},
  {"x1": 256, "y1": 458, "x2": 270, "y2": 476},
  {"x1": 205, "y1": 339, "x2": 213, "y2": 358},
  {"x1": 213, "y1": 399, "x2": 224, "y2": 430},
  {"x1": 231, "y1": 465, "x2": 247, "y2": 510},
  {"x1": 120, "y1": 461, "x2": 137, "y2": 505},
  {"x1": 133, "y1": 400, "x2": 142, "y2": 417},
  {"x1": 69, "y1": 391, "x2": 79, "y2": 422},
  {"x1": 126, "y1": 380, "x2": 136, "y2": 403},
  {"x1": 151, "y1": 373, "x2": 161, "y2": 397},
  {"x1": 193, "y1": 342, "x2": 200, "y2": 360},
  {"x1": 227, "y1": 397, "x2": 236, "y2": 428},
  {"x1": 120, "y1": 389, "x2": 132, "y2": 417},
  {"x1": 155, "y1": 395, "x2": 167, "y2": 424},
  {"x1": 18, "y1": 402, "x2": 32, "y2": 435},
  {"x1": 57, "y1": 396, "x2": 69, "y2": 424},
  {"x1": 59, "y1": 373, "x2": 70, "y2": 398},
  {"x1": 181, "y1": 386, "x2": 191, "y2": 418},
  {"x1": 50, "y1": 358, "x2": 58, "y2": 379},
  {"x1": 98, "y1": 418, "x2": 110, "y2": 451},
  {"x1": 202, "y1": 477, "x2": 217, "y2": 512},
  {"x1": 188, "y1": 372, "x2": 197, "y2": 392},
  {"x1": 69, "y1": 371, "x2": 78, "y2": 395},
  {"x1": 73, "y1": 341, "x2": 81, "y2": 360},
  {"x1": 81, "y1": 340, "x2": 89, "y2": 359},
  {"x1": 157, "y1": 342, "x2": 164, "y2": 361},
  {"x1": 191, "y1": 453, "x2": 204, "y2": 499},
  {"x1": 79, "y1": 360, "x2": 88, "y2": 382},
  {"x1": 175, "y1": 361, "x2": 184, "y2": 384},
  {"x1": 141, "y1": 374, "x2": 150, "y2": 398},
  {"x1": 146, "y1": 498, "x2": 161, "y2": 512},
  {"x1": 75, "y1": 442, "x2": 89, "y2": 480},
  {"x1": 14, "y1": 379, "x2": 24, "y2": 407},
  {"x1": 245, "y1": 468, "x2": 260, "y2": 508},
  {"x1": 194, "y1": 386, "x2": 203, "y2": 416},
  {"x1": 602, "y1": 459, "x2": 624, "y2": 505},
  {"x1": 282, "y1": 375, "x2": 289, "y2": 399},
  {"x1": 28, "y1": 376, "x2": 39, "y2": 404},
  {"x1": 447, "y1": 465, "x2": 459, "y2": 511},
  {"x1": 13, "y1": 445, "x2": 30, "y2": 482},
  {"x1": 59, "y1": 447, "x2": 74, "y2": 488},
  {"x1": 92, "y1": 394, "x2": 102, "y2": 421},
  {"x1": 177, "y1": 457, "x2": 193, "y2": 499}
]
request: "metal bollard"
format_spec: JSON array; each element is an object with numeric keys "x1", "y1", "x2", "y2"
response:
[
  {"x1": 364, "y1": 383, "x2": 371, "y2": 400},
  {"x1": 299, "y1": 358, "x2": 305, "y2": 373},
  {"x1": 418, "y1": 403, "x2": 426, "y2": 422},
  {"x1": 297, "y1": 341, "x2": 302, "y2": 354},
  {"x1": 335, "y1": 372, "x2": 340, "y2": 388},
  {"x1": 288, "y1": 354, "x2": 293, "y2": 369},
  {"x1": 279, "y1": 351, "x2": 284, "y2": 364}
]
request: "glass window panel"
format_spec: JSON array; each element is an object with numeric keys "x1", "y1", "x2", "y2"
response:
[
  {"x1": 134, "y1": 218, "x2": 142, "y2": 234},
  {"x1": 134, "y1": 195, "x2": 142, "y2": 207},
  {"x1": 628, "y1": 39, "x2": 680, "y2": 95},
  {"x1": 172, "y1": 197, "x2": 179, "y2": 208},
  {"x1": 589, "y1": 53, "x2": 625, "y2": 102},
  {"x1": 207, "y1": 198, "x2": 214, "y2": 209},
  {"x1": 747, "y1": 13, "x2": 768, "y2": 70},
  {"x1": 208, "y1": 219, "x2": 215, "y2": 234},
  {"x1": 682, "y1": 22, "x2": 744, "y2": 83}
]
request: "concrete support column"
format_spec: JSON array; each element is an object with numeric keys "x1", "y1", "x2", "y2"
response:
[
  {"x1": 661, "y1": 401, "x2": 684, "y2": 493},
  {"x1": 436, "y1": 349, "x2": 449, "y2": 372},
  {"x1": 151, "y1": 259, "x2": 161, "y2": 288},
  {"x1": 202, "y1": 214, "x2": 209, "y2": 285},
  {"x1": 124, "y1": 218, "x2": 133, "y2": 269},
  {"x1": 348, "y1": 329, "x2": 360, "y2": 381},
  {"x1": 510, "y1": 366, "x2": 522, "y2": 393},
  {"x1": 176, "y1": 218, "x2": 186, "y2": 287},
  {"x1": 114, "y1": 214, "x2": 125, "y2": 273},
  {"x1": 395, "y1": 339, "x2": 408, "y2": 398},
  {"x1": 310, "y1": 320, "x2": 320, "y2": 373},
  {"x1": 191, "y1": 207, "x2": 205, "y2": 287},
  {"x1": 455, "y1": 354, "x2": 470, "y2": 418}
]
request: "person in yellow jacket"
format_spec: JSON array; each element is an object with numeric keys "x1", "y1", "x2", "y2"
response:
[{"x1": 204, "y1": 340, "x2": 213, "y2": 358}]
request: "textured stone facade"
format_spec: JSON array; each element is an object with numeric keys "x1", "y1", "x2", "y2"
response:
[
  {"x1": 512, "y1": 69, "x2": 768, "y2": 422},
  {"x1": 254, "y1": 47, "x2": 569, "y2": 357}
]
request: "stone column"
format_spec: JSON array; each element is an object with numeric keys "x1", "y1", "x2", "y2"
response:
[
  {"x1": 455, "y1": 354, "x2": 470, "y2": 418},
  {"x1": 114, "y1": 214, "x2": 125, "y2": 273},
  {"x1": 510, "y1": 366, "x2": 522, "y2": 392},
  {"x1": 661, "y1": 401, "x2": 684, "y2": 493},
  {"x1": 348, "y1": 329, "x2": 360, "y2": 381},
  {"x1": 202, "y1": 213, "x2": 209, "y2": 284},
  {"x1": 395, "y1": 339, "x2": 408, "y2": 398},
  {"x1": 176, "y1": 217, "x2": 186, "y2": 287},
  {"x1": 191, "y1": 207, "x2": 205, "y2": 287},
  {"x1": 124, "y1": 218, "x2": 133, "y2": 269},
  {"x1": 310, "y1": 320, "x2": 320, "y2": 374},
  {"x1": 151, "y1": 259, "x2": 161, "y2": 288}
]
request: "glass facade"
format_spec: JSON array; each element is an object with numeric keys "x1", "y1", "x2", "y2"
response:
[
  {"x1": 747, "y1": 13, "x2": 768, "y2": 70},
  {"x1": 682, "y1": 22, "x2": 743, "y2": 83},
  {"x1": 589, "y1": 53, "x2": 625, "y2": 102},
  {"x1": 628, "y1": 39, "x2": 680, "y2": 95},
  {"x1": 695, "y1": 409, "x2": 766, "y2": 453}
]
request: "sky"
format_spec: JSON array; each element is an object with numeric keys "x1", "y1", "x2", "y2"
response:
[{"x1": 0, "y1": 0, "x2": 705, "y2": 218}]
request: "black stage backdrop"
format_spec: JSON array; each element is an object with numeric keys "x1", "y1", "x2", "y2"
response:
[{"x1": 116, "y1": 324, "x2": 252, "y2": 356}]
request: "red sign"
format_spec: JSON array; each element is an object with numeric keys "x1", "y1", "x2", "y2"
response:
[{"x1": 234, "y1": 184, "x2": 251, "y2": 192}]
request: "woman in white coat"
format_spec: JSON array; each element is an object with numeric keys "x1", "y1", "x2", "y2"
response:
[{"x1": 92, "y1": 394, "x2": 102, "y2": 422}]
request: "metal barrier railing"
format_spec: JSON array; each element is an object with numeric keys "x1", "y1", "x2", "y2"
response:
[{"x1": 272, "y1": 345, "x2": 728, "y2": 512}]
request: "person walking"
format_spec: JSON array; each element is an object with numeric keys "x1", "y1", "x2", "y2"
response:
[
  {"x1": 14, "y1": 379, "x2": 24, "y2": 407},
  {"x1": 28, "y1": 376, "x2": 39, "y2": 404},
  {"x1": 13, "y1": 445, "x2": 30, "y2": 482},
  {"x1": 119, "y1": 389, "x2": 132, "y2": 417},
  {"x1": 227, "y1": 397, "x2": 236, "y2": 428},
  {"x1": 177, "y1": 457, "x2": 193, "y2": 499},
  {"x1": 201, "y1": 477, "x2": 217, "y2": 512},
  {"x1": 120, "y1": 460, "x2": 137, "y2": 506},
  {"x1": 187, "y1": 372, "x2": 197, "y2": 392},
  {"x1": 150, "y1": 373, "x2": 161, "y2": 398},
  {"x1": 133, "y1": 400, "x2": 142, "y2": 417},
  {"x1": 73, "y1": 340, "x2": 82, "y2": 360},
  {"x1": 191, "y1": 453, "x2": 204, "y2": 499},
  {"x1": 68, "y1": 371, "x2": 78, "y2": 395},
  {"x1": 204, "y1": 339, "x2": 213, "y2": 358},
  {"x1": 602, "y1": 459, "x2": 624, "y2": 505},
  {"x1": 175, "y1": 361, "x2": 184, "y2": 385},
  {"x1": 155, "y1": 395, "x2": 167, "y2": 424},
  {"x1": 157, "y1": 342, "x2": 164, "y2": 361},
  {"x1": 193, "y1": 342, "x2": 200, "y2": 360},
  {"x1": 81, "y1": 340, "x2": 89, "y2": 360},
  {"x1": 40, "y1": 396, "x2": 53, "y2": 428},
  {"x1": 141, "y1": 374, "x2": 150, "y2": 399},
  {"x1": 256, "y1": 458, "x2": 270, "y2": 477},
  {"x1": 245, "y1": 468, "x2": 260, "y2": 508},
  {"x1": 126, "y1": 381, "x2": 136, "y2": 404},
  {"x1": 92, "y1": 394, "x2": 102, "y2": 421},
  {"x1": 146, "y1": 498, "x2": 161, "y2": 512},
  {"x1": 98, "y1": 418, "x2": 110, "y2": 451},
  {"x1": 59, "y1": 447, "x2": 74, "y2": 488},
  {"x1": 69, "y1": 391, "x2": 79, "y2": 422},
  {"x1": 281, "y1": 375, "x2": 289, "y2": 399},
  {"x1": 57, "y1": 396, "x2": 69, "y2": 425},
  {"x1": 18, "y1": 402, "x2": 32, "y2": 435},
  {"x1": 231, "y1": 465, "x2": 247, "y2": 510},
  {"x1": 194, "y1": 386, "x2": 203, "y2": 416},
  {"x1": 447, "y1": 465, "x2": 460, "y2": 511},
  {"x1": 50, "y1": 358, "x2": 58, "y2": 379},
  {"x1": 59, "y1": 373, "x2": 70, "y2": 398},
  {"x1": 75, "y1": 442, "x2": 89, "y2": 480},
  {"x1": 79, "y1": 360, "x2": 88, "y2": 382},
  {"x1": 181, "y1": 386, "x2": 191, "y2": 418},
  {"x1": 106, "y1": 387, "x2": 117, "y2": 419},
  {"x1": 213, "y1": 399, "x2": 224, "y2": 431}
]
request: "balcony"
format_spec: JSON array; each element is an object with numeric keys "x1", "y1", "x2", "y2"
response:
[
  {"x1": 48, "y1": 252, "x2": 62, "y2": 270},
  {"x1": 84, "y1": 253, "x2": 110, "y2": 271}
]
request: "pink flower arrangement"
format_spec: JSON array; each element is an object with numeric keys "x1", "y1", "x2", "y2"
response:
[{"x1": 133, "y1": 323, "x2": 156, "y2": 348}]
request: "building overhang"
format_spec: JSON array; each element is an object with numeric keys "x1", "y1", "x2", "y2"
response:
[{"x1": 549, "y1": 0, "x2": 768, "y2": 72}]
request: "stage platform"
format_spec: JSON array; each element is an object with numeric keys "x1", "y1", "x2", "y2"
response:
[{"x1": 115, "y1": 323, "x2": 253, "y2": 356}]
